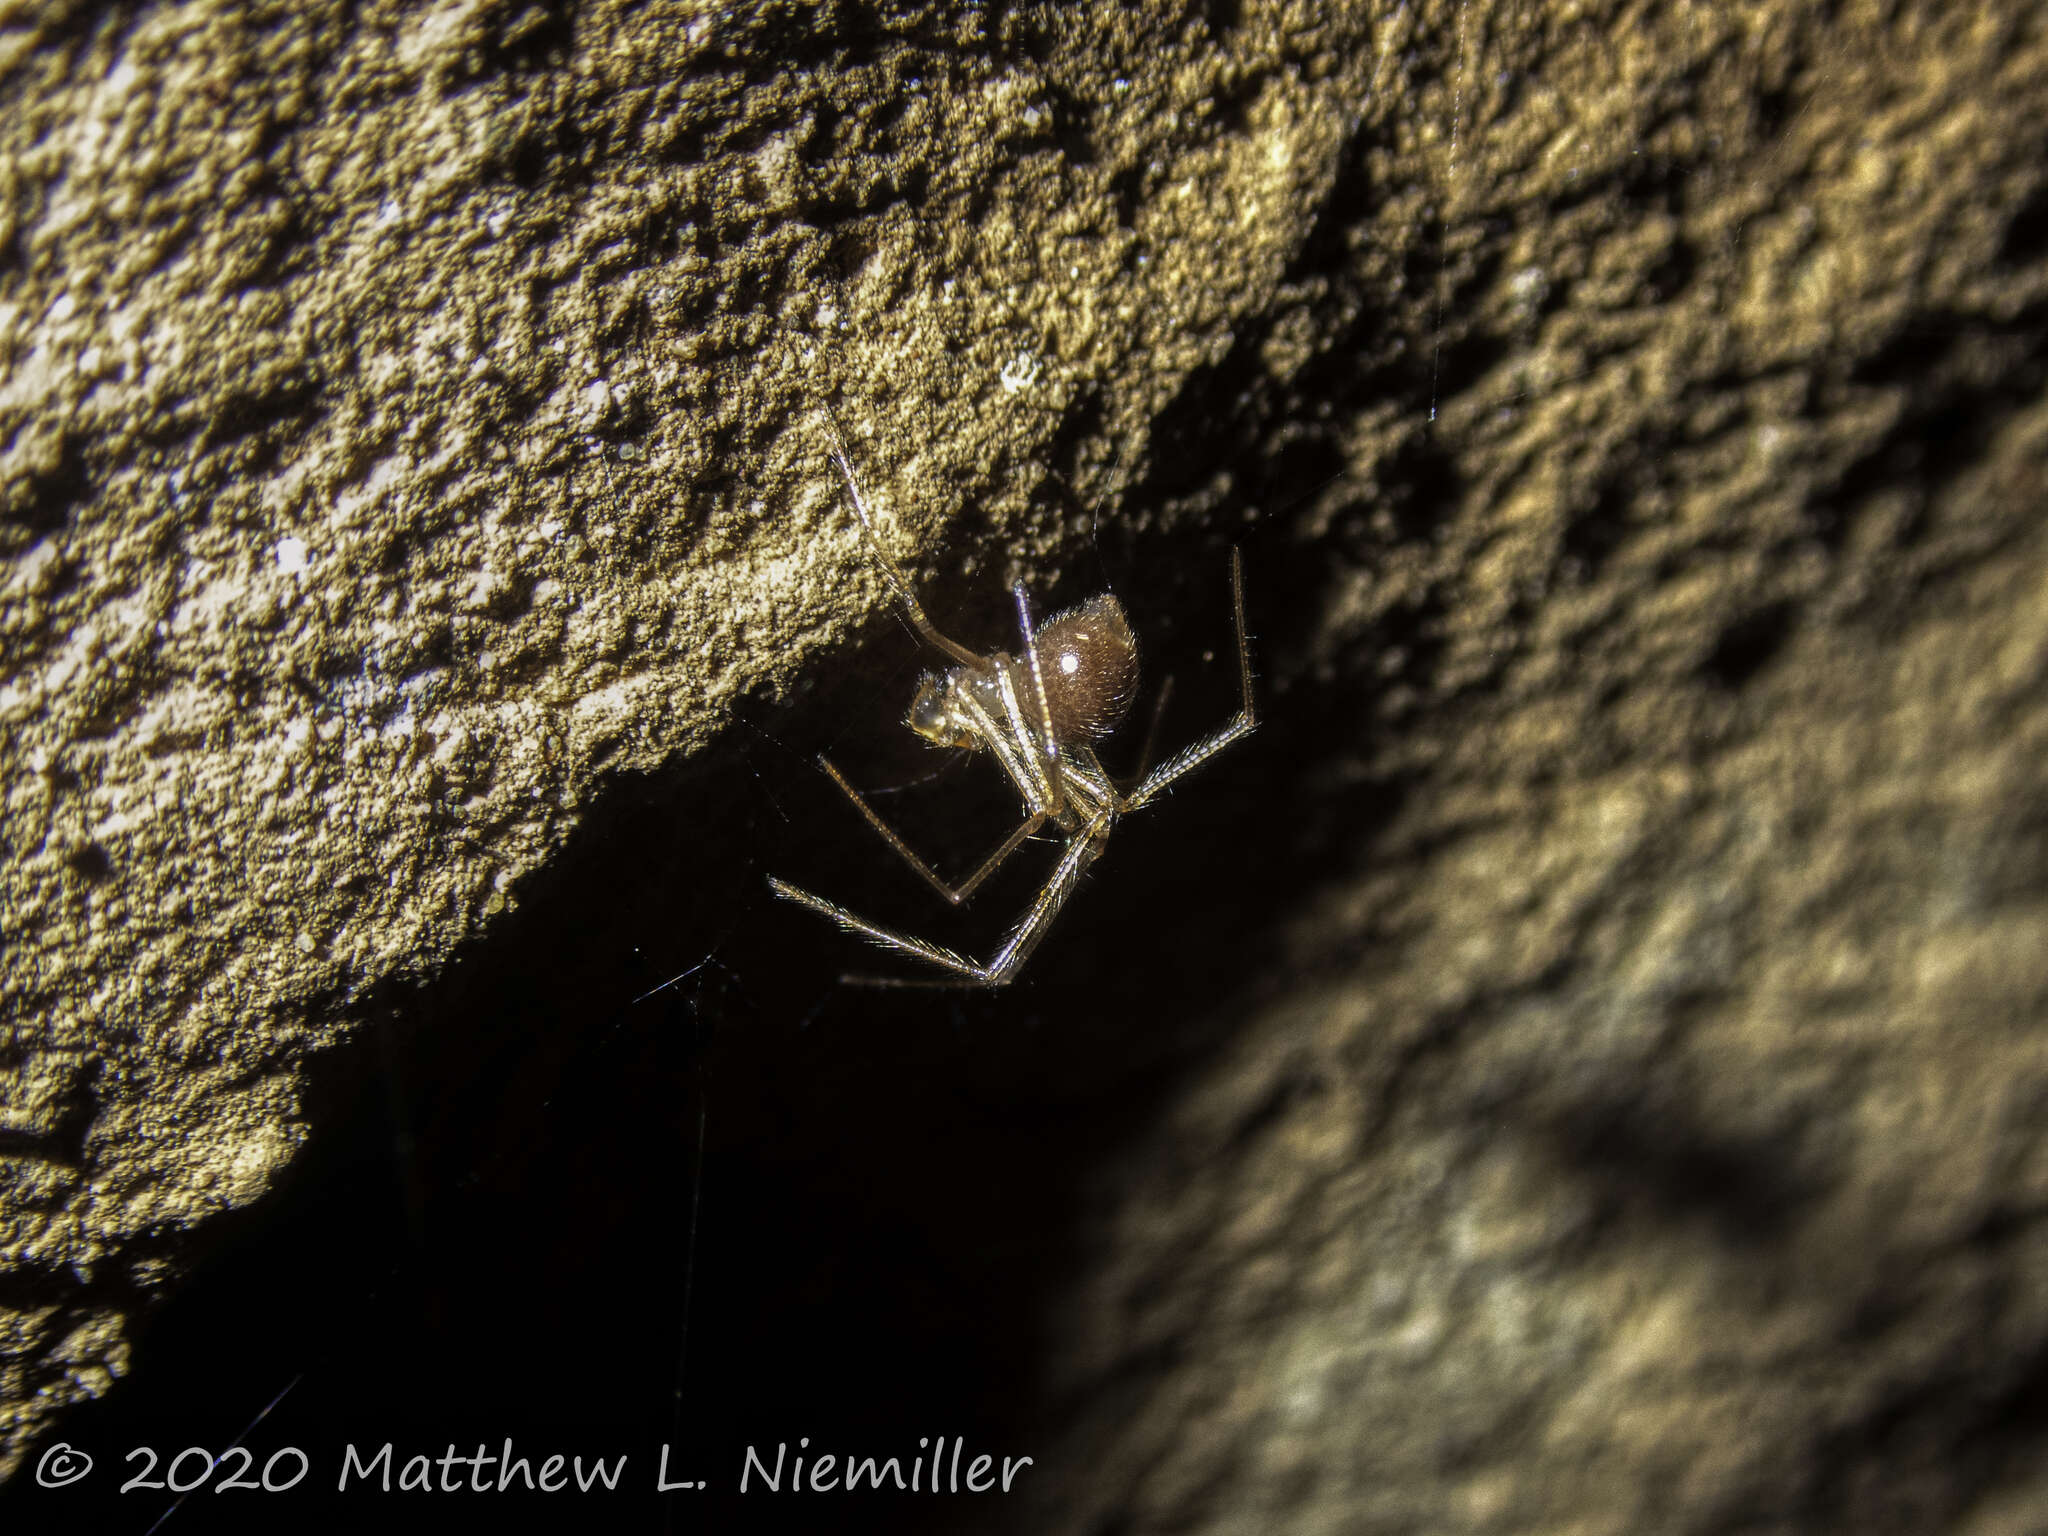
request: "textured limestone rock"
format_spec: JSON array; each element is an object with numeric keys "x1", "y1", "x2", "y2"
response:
[
  {"x1": 2, "y1": 0, "x2": 2046, "y2": 1527},
  {"x1": 0, "y1": 0, "x2": 1361, "y2": 1480}
]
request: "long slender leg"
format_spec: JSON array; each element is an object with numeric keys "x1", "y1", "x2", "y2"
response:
[
  {"x1": 974, "y1": 814, "x2": 1107, "y2": 985},
  {"x1": 817, "y1": 755, "x2": 1045, "y2": 906},
  {"x1": 819, "y1": 414, "x2": 982, "y2": 669},
  {"x1": 1122, "y1": 549, "x2": 1255, "y2": 812},
  {"x1": 1055, "y1": 747, "x2": 1116, "y2": 814},
  {"x1": 770, "y1": 811, "x2": 1111, "y2": 988},
  {"x1": 995, "y1": 662, "x2": 1061, "y2": 812},
  {"x1": 1013, "y1": 583, "x2": 1067, "y2": 806},
  {"x1": 954, "y1": 682, "x2": 1055, "y2": 817},
  {"x1": 769, "y1": 876, "x2": 989, "y2": 983}
]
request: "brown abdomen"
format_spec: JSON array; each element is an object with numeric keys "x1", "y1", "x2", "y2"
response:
[{"x1": 1036, "y1": 594, "x2": 1139, "y2": 740}]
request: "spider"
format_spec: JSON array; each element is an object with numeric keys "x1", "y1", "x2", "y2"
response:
[{"x1": 767, "y1": 435, "x2": 1256, "y2": 988}]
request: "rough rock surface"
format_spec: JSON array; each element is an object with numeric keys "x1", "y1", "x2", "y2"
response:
[{"x1": 2, "y1": 0, "x2": 2046, "y2": 1528}]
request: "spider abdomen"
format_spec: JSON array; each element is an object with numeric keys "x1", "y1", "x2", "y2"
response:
[{"x1": 1035, "y1": 594, "x2": 1139, "y2": 740}]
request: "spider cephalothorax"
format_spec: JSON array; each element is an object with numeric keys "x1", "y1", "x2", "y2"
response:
[{"x1": 905, "y1": 593, "x2": 1140, "y2": 753}]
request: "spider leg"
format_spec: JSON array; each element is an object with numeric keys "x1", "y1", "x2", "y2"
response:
[
  {"x1": 817, "y1": 755, "x2": 1046, "y2": 905},
  {"x1": 1121, "y1": 549, "x2": 1255, "y2": 812},
  {"x1": 820, "y1": 415, "x2": 982, "y2": 670},
  {"x1": 1013, "y1": 582, "x2": 1068, "y2": 804},
  {"x1": 770, "y1": 811, "x2": 1110, "y2": 988},
  {"x1": 953, "y1": 682, "x2": 1057, "y2": 817},
  {"x1": 768, "y1": 877, "x2": 990, "y2": 984},
  {"x1": 945, "y1": 811, "x2": 1111, "y2": 986},
  {"x1": 995, "y1": 659, "x2": 1062, "y2": 811},
  {"x1": 1054, "y1": 749, "x2": 1122, "y2": 827}
]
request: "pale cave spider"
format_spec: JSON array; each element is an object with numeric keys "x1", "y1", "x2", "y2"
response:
[{"x1": 768, "y1": 433, "x2": 1256, "y2": 987}]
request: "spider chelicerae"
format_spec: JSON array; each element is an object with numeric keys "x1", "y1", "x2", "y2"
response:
[{"x1": 768, "y1": 435, "x2": 1256, "y2": 988}]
